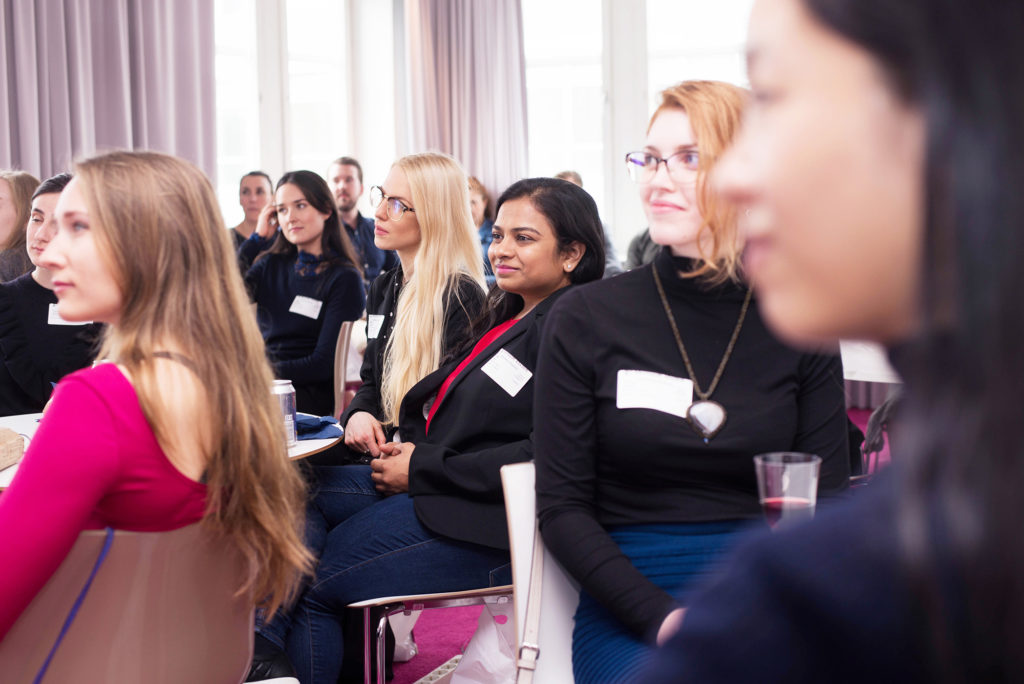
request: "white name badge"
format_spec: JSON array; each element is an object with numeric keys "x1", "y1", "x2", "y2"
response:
[
  {"x1": 616, "y1": 369, "x2": 693, "y2": 420},
  {"x1": 289, "y1": 295, "x2": 323, "y2": 319},
  {"x1": 367, "y1": 314, "x2": 385, "y2": 339},
  {"x1": 481, "y1": 349, "x2": 533, "y2": 397},
  {"x1": 48, "y1": 303, "x2": 89, "y2": 326}
]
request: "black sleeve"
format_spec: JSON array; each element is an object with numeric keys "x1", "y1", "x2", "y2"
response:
[
  {"x1": 533, "y1": 293, "x2": 678, "y2": 640},
  {"x1": 343, "y1": 274, "x2": 389, "y2": 424},
  {"x1": 409, "y1": 434, "x2": 534, "y2": 501},
  {"x1": 243, "y1": 253, "x2": 267, "y2": 302},
  {"x1": 793, "y1": 353, "x2": 851, "y2": 499},
  {"x1": 274, "y1": 268, "x2": 366, "y2": 384},
  {"x1": 238, "y1": 233, "x2": 274, "y2": 276},
  {"x1": 0, "y1": 288, "x2": 99, "y2": 406},
  {"x1": 440, "y1": 276, "x2": 485, "y2": 359}
]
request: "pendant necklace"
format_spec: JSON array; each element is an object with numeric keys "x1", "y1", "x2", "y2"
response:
[{"x1": 651, "y1": 266, "x2": 753, "y2": 443}]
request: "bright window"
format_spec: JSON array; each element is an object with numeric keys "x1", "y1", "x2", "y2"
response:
[
  {"x1": 214, "y1": 0, "x2": 260, "y2": 228},
  {"x1": 647, "y1": 0, "x2": 754, "y2": 108},
  {"x1": 522, "y1": 0, "x2": 606, "y2": 218},
  {"x1": 213, "y1": 0, "x2": 349, "y2": 227},
  {"x1": 285, "y1": 0, "x2": 349, "y2": 175}
]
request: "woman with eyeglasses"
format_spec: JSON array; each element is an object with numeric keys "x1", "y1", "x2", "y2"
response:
[
  {"x1": 243, "y1": 170, "x2": 366, "y2": 416},
  {"x1": 531, "y1": 80, "x2": 852, "y2": 682},
  {"x1": 247, "y1": 152, "x2": 487, "y2": 682},
  {"x1": 338, "y1": 152, "x2": 486, "y2": 462}
]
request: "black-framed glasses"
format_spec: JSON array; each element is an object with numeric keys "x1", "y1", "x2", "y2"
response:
[
  {"x1": 624, "y1": 150, "x2": 700, "y2": 185},
  {"x1": 369, "y1": 186, "x2": 415, "y2": 221}
]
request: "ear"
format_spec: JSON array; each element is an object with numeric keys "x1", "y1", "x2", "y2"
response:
[{"x1": 562, "y1": 241, "x2": 585, "y2": 272}]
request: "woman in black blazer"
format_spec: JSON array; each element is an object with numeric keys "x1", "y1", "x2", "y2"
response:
[{"x1": 275, "y1": 178, "x2": 606, "y2": 684}]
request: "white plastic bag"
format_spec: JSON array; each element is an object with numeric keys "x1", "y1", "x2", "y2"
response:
[{"x1": 450, "y1": 598, "x2": 516, "y2": 683}]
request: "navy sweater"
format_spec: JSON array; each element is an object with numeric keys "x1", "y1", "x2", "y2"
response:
[{"x1": 245, "y1": 249, "x2": 365, "y2": 414}]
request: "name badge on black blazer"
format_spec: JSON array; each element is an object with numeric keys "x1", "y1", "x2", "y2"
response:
[
  {"x1": 482, "y1": 349, "x2": 532, "y2": 397},
  {"x1": 367, "y1": 314, "x2": 385, "y2": 339}
]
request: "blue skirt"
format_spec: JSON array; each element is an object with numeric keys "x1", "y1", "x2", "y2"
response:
[{"x1": 572, "y1": 520, "x2": 761, "y2": 683}]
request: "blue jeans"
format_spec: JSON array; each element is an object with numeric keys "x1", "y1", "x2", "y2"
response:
[
  {"x1": 258, "y1": 465, "x2": 382, "y2": 647},
  {"x1": 284, "y1": 469, "x2": 511, "y2": 684},
  {"x1": 572, "y1": 520, "x2": 761, "y2": 683}
]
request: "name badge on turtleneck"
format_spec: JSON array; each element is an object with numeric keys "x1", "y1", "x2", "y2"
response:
[
  {"x1": 482, "y1": 349, "x2": 532, "y2": 397},
  {"x1": 616, "y1": 369, "x2": 693, "y2": 419},
  {"x1": 48, "y1": 304, "x2": 89, "y2": 326},
  {"x1": 289, "y1": 296, "x2": 323, "y2": 319},
  {"x1": 366, "y1": 314, "x2": 385, "y2": 339}
]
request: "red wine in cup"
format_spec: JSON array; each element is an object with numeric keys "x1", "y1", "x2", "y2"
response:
[{"x1": 762, "y1": 497, "x2": 814, "y2": 529}]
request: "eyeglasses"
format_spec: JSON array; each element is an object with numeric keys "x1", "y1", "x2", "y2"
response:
[
  {"x1": 624, "y1": 150, "x2": 700, "y2": 185},
  {"x1": 369, "y1": 186, "x2": 415, "y2": 221}
]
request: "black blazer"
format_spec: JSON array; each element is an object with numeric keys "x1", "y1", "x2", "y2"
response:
[
  {"x1": 343, "y1": 267, "x2": 484, "y2": 432},
  {"x1": 400, "y1": 286, "x2": 572, "y2": 551}
]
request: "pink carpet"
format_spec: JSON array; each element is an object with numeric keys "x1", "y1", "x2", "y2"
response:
[
  {"x1": 391, "y1": 606, "x2": 482, "y2": 684},
  {"x1": 848, "y1": 407, "x2": 891, "y2": 471}
]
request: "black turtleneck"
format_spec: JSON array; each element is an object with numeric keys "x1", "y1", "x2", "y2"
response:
[{"x1": 533, "y1": 248, "x2": 851, "y2": 638}]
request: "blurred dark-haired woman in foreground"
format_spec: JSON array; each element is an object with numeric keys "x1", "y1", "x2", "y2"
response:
[{"x1": 645, "y1": 0, "x2": 1024, "y2": 682}]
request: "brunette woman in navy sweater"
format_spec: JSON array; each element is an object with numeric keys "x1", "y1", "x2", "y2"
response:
[{"x1": 242, "y1": 171, "x2": 365, "y2": 416}]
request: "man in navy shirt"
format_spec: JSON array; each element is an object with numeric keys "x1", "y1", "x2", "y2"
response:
[{"x1": 327, "y1": 156, "x2": 398, "y2": 289}]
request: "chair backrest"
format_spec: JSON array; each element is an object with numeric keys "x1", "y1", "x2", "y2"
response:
[
  {"x1": 334, "y1": 320, "x2": 354, "y2": 419},
  {"x1": 0, "y1": 524, "x2": 253, "y2": 684},
  {"x1": 839, "y1": 340, "x2": 901, "y2": 384},
  {"x1": 501, "y1": 462, "x2": 579, "y2": 684}
]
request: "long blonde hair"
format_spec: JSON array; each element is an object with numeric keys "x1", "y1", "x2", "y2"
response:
[
  {"x1": 0, "y1": 170, "x2": 40, "y2": 252},
  {"x1": 650, "y1": 80, "x2": 748, "y2": 284},
  {"x1": 75, "y1": 150, "x2": 311, "y2": 617},
  {"x1": 380, "y1": 153, "x2": 485, "y2": 426}
]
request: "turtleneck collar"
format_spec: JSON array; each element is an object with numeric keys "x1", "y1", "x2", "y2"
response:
[{"x1": 652, "y1": 247, "x2": 750, "y2": 302}]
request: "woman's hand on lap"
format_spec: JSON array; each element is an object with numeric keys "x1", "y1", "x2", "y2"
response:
[
  {"x1": 344, "y1": 411, "x2": 386, "y2": 458},
  {"x1": 371, "y1": 442, "x2": 413, "y2": 495}
]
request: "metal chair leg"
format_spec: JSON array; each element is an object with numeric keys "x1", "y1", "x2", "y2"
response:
[
  {"x1": 376, "y1": 613, "x2": 389, "y2": 684},
  {"x1": 362, "y1": 605, "x2": 373, "y2": 684}
]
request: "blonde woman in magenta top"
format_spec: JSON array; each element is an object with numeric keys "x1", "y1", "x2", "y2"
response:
[{"x1": 0, "y1": 151, "x2": 311, "y2": 639}]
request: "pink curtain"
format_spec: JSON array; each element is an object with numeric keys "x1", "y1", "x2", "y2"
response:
[
  {"x1": 0, "y1": 0, "x2": 215, "y2": 180},
  {"x1": 403, "y1": 0, "x2": 528, "y2": 202}
]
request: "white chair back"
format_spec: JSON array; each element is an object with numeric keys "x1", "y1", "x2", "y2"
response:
[{"x1": 501, "y1": 462, "x2": 579, "y2": 684}]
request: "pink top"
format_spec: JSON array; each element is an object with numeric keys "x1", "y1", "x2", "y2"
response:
[{"x1": 0, "y1": 363, "x2": 207, "y2": 640}]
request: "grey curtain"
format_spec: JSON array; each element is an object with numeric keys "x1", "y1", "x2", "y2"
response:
[
  {"x1": 0, "y1": 0, "x2": 215, "y2": 180},
  {"x1": 403, "y1": 0, "x2": 528, "y2": 202}
]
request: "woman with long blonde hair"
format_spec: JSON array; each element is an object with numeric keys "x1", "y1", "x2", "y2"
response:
[
  {"x1": 0, "y1": 150, "x2": 311, "y2": 640},
  {"x1": 340, "y1": 152, "x2": 485, "y2": 459},
  {"x1": 532, "y1": 80, "x2": 851, "y2": 681}
]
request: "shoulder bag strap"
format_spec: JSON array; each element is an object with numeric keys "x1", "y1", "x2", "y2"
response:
[{"x1": 516, "y1": 521, "x2": 545, "y2": 684}]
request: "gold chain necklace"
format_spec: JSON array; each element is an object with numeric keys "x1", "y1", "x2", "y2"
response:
[{"x1": 652, "y1": 266, "x2": 753, "y2": 443}]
